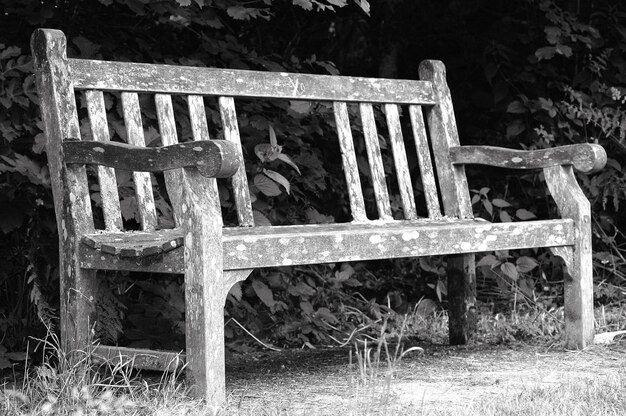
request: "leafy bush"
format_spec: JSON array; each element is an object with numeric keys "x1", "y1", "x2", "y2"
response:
[{"x1": 1, "y1": 0, "x2": 625, "y2": 357}]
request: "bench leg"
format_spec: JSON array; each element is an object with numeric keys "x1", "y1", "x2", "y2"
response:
[
  {"x1": 447, "y1": 253, "x2": 477, "y2": 345},
  {"x1": 181, "y1": 172, "x2": 226, "y2": 407},
  {"x1": 544, "y1": 165, "x2": 594, "y2": 349},
  {"x1": 60, "y1": 263, "x2": 97, "y2": 361}
]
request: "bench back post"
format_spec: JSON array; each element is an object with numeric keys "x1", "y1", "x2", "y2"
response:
[
  {"x1": 418, "y1": 60, "x2": 473, "y2": 219},
  {"x1": 31, "y1": 29, "x2": 97, "y2": 353},
  {"x1": 419, "y1": 60, "x2": 477, "y2": 344}
]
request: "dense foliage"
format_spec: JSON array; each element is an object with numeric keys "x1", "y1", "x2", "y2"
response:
[{"x1": 1, "y1": 0, "x2": 624, "y2": 365}]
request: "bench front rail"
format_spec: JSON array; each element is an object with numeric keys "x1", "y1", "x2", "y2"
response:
[{"x1": 31, "y1": 28, "x2": 606, "y2": 406}]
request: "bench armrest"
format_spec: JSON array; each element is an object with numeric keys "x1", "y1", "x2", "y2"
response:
[
  {"x1": 450, "y1": 144, "x2": 607, "y2": 174},
  {"x1": 62, "y1": 139, "x2": 241, "y2": 178}
]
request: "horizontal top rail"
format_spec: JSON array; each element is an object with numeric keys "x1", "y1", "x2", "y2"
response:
[{"x1": 68, "y1": 59, "x2": 436, "y2": 104}]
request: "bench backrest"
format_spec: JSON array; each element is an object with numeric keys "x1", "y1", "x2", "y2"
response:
[{"x1": 32, "y1": 29, "x2": 473, "y2": 237}]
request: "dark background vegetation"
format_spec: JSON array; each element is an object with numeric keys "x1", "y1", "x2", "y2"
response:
[{"x1": 1, "y1": 0, "x2": 625, "y2": 363}]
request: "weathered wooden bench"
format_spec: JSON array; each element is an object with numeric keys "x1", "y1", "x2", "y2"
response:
[{"x1": 32, "y1": 28, "x2": 606, "y2": 405}]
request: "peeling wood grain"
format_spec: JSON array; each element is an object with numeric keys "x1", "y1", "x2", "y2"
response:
[
  {"x1": 69, "y1": 59, "x2": 436, "y2": 104},
  {"x1": 31, "y1": 29, "x2": 97, "y2": 357},
  {"x1": 419, "y1": 60, "x2": 476, "y2": 345},
  {"x1": 121, "y1": 92, "x2": 158, "y2": 231},
  {"x1": 447, "y1": 254, "x2": 477, "y2": 345},
  {"x1": 155, "y1": 94, "x2": 183, "y2": 225},
  {"x1": 63, "y1": 140, "x2": 240, "y2": 178},
  {"x1": 544, "y1": 165, "x2": 594, "y2": 349},
  {"x1": 188, "y1": 94, "x2": 223, "y2": 237},
  {"x1": 219, "y1": 96, "x2": 254, "y2": 227},
  {"x1": 418, "y1": 60, "x2": 472, "y2": 219},
  {"x1": 409, "y1": 105, "x2": 441, "y2": 218},
  {"x1": 385, "y1": 104, "x2": 417, "y2": 220},
  {"x1": 359, "y1": 103, "x2": 392, "y2": 220},
  {"x1": 93, "y1": 346, "x2": 185, "y2": 372},
  {"x1": 82, "y1": 228, "x2": 184, "y2": 257},
  {"x1": 180, "y1": 166, "x2": 226, "y2": 403},
  {"x1": 85, "y1": 90, "x2": 123, "y2": 230},
  {"x1": 334, "y1": 102, "x2": 367, "y2": 222},
  {"x1": 451, "y1": 144, "x2": 607, "y2": 174},
  {"x1": 80, "y1": 218, "x2": 575, "y2": 271}
]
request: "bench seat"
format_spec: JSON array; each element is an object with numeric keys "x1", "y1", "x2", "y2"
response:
[{"x1": 80, "y1": 218, "x2": 575, "y2": 272}]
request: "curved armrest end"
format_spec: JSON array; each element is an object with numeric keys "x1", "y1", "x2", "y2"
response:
[
  {"x1": 63, "y1": 139, "x2": 241, "y2": 178},
  {"x1": 574, "y1": 143, "x2": 606, "y2": 174}
]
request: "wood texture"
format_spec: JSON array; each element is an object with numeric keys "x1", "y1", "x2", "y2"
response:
[
  {"x1": 419, "y1": 60, "x2": 476, "y2": 345},
  {"x1": 180, "y1": 166, "x2": 226, "y2": 403},
  {"x1": 93, "y1": 345, "x2": 185, "y2": 372},
  {"x1": 409, "y1": 105, "x2": 441, "y2": 218},
  {"x1": 219, "y1": 96, "x2": 254, "y2": 226},
  {"x1": 69, "y1": 58, "x2": 436, "y2": 104},
  {"x1": 31, "y1": 29, "x2": 98, "y2": 357},
  {"x1": 359, "y1": 103, "x2": 392, "y2": 220},
  {"x1": 544, "y1": 165, "x2": 595, "y2": 348},
  {"x1": 82, "y1": 228, "x2": 184, "y2": 257},
  {"x1": 121, "y1": 92, "x2": 158, "y2": 231},
  {"x1": 334, "y1": 102, "x2": 367, "y2": 222},
  {"x1": 155, "y1": 94, "x2": 184, "y2": 225},
  {"x1": 450, "y1": 144, "x2": 607, "y2": 173},
  {"x1": 85, "y1": 90, "x2": 123, "y2": 231},
  {"x1": 80, "y1": 218, "x2": 575, "y2": 271},
  {"x1": 188, "y1": 94, "x2": 223, "y2": 233},
  {"x1": 385, "y1": 104, "x2": 417, "y2": 220},
  {"x1": 63, "y1": 140, "x2": 240, "y2": 178},
  {"x1": 418, "y1": 60, "x2": 472, "y2": 219}
]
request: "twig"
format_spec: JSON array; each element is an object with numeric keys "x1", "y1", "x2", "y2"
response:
[{"x1": 225, "y1": 318, "x2": 282, "y2": 352}]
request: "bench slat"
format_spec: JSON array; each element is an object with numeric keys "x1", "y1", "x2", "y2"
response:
[
  {"x1": 85, "y1": 90, "x2": 123, "y2": 231},
  {"x1": 410, "y1": 105, "x2": 442, "y2": 218},
  {"x1": 93, "y1": 345, "x2": 184, "y2": 372},
  {"x1": 188, "y1": 95, "x2": 222, "y2": 217},
  {"x1": 79, "y1": 218, "x2": 575, "y2": 272},
  {"x1": 359, "y1": 103, "x2": 392, "y2": 220},
  {"x1": 155, "y1": 94, "x2": 184, "y2": 225},
  {"x1": 69, "y1": 59, "x2": 436, "y2": 105},
  {"x1": 385, "y1": 104, "x2": 417, "y2": 220},
  {"x1": 334, "y1": 102, "x2": 367, "y2": 222},
  {"x1": 121, "y1": 92, "x2": 158, "y2": 231},
  {"x1": 219, "y1": 96, "x2": 254, "y2": 226}
]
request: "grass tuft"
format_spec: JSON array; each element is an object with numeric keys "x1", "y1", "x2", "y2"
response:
[{"x1": 3, "y1": 305, "x2": 626, "y2": 415}]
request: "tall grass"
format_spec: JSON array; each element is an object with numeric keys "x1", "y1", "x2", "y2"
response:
[{"x1": 2, "y1": 305, "x2": 625, "y2": 415}]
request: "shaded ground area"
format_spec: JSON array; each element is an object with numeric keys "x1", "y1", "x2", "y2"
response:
[{"x1": 224, "y1": 341, "x2": 626, "y2": 415}]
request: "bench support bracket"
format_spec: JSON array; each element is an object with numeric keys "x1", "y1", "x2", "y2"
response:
[{"x1": 544, "y1": 165, "x2": 594, "y2": 348}]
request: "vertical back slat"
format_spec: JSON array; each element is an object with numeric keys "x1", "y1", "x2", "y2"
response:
[
  {"x1": 85, "y1": 90, "x2": 123, "y2": 230},
  {"x1": 359, "y1": 103, "x2": 392, "y2": 220},
  {"x1": 121, "y1": 92, "x2": 158, "y2": 230},
  {"x1": 155, "y1": 94, "x2": 184, "y2": 224},
  {"x1": 384, "y1": 104, "x2": 417, "y2": 220},
  {"x1": 334, "y1": 102, "x2": 367, "y2": 222},
  {"x1": 188, "y1": 95, "x2": 221, "y2": 212},
  {"x1": 218, "y1": 96, "x2": 254, "y2": 227},
  {"x1": 409, "y1": 105, "x2": 442, "y2": 218}
]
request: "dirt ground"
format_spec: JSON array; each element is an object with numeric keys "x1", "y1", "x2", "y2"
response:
[{"x1": 224, "y1": 340, "x2": 626, "y2": 415}]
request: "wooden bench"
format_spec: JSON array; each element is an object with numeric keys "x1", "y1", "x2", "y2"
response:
[{"x1": 31, "y1": 28, "x2": 606, "y2": 405}]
